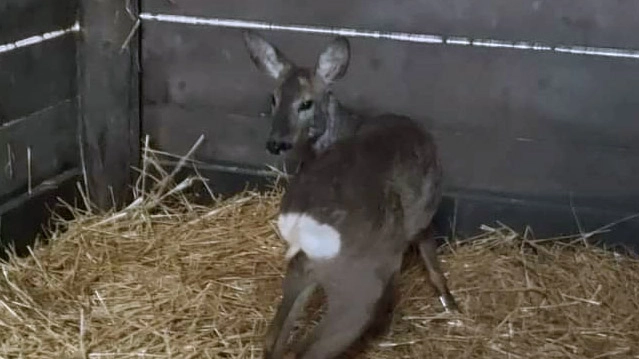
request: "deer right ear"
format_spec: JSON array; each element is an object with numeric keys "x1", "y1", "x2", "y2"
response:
[
  {"x1": 243, "y1": 30, "x2": 292, "y2": 80},
  {"x1": 315, "y1": 36, "x2": 350, "y2": 85}
]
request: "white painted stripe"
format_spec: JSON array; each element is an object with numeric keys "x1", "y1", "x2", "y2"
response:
[
  {"x1": 445, "y1": 37, "x2": 471, "y2": 46},
  {"x1": 139, "y1": 13, "x2": 444, "y2": 43},
  {"x1": 139, "y1": 13, "x2": 639, "y2": 60},
  {"x1": 471, "y1": 39, "x2": 552, "y2": 51},
  {"x1": 0, "y1": 21, "x2": 80, "y2": 55},
  {"x1": 553, "y1": 45, "x2": 639, "y2": 59}
]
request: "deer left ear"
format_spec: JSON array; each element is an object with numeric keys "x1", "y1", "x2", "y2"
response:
[
  {"x1": 243, "y1": 30, "x2": 293, "y2": 80},
  {"x1": 314, "y1": 36, "x2": 350, "y2": 85}
]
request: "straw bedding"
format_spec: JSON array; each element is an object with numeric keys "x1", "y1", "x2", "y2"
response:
[{"x1": 1, "y1": 146, "x2": 638, "y2": 359}]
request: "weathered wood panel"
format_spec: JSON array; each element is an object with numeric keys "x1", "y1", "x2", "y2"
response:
[
  {"x1": 0, "y1": 1, "x2": 80, "y2": 258},
  {"x1": 0, "y1": 100, "x2": 79, "y2": 201},
  {"x1": 140, "y1": 3, "x2": 639, "y2": 247},
  {"x1": 143, "y1": 0, "x2": 639, "y2": 48},
  {"x1": 0, "y1": 169, "x2": 81, "y2": 261},
  {"x1": 0, "y1": 0, "x2": 78, "y2": 44},
  {"x1": 141, "y1": 26, "x2": 639, "y2": 198},
  {"x1": 0, "y1": 36, "x2": 77, "y2": 124},
  {"x1": 142, "y1": 106, "x2": 273, "y2": 168},
  {"x1": 144, "y1": 104, "x2": 639, "y2": 198},
  {"x1": 142, "y1": 27, "x2": 639, "y2": 150},
  {"x1": 445, "y1": 191, "x2": 639, "y2": 253},
  {"x1": 77, "y1": 0, "x2": 141, "y2": 210}
]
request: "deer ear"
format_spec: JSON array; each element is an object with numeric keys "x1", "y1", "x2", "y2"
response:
[
  {"x1": 315, "y1": 36, "x2": 350, "y2": 84},
  {"x1": 243, "y1": 30, "x2": 293, "y2": 80}
]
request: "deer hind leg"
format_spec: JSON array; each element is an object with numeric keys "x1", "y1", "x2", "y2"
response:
[
  {"x1": 292, "y1": 270, "x2": 388, "y2": 359},
  {"x1": 366, "y1": 270, "x2": 399, "y2": 339},
  {"x1": 416, "y1": 227, "x2": 459, "y2": 313},
  {"x1": 264, "y1": 252, "x2": 317, "y2": 359}
]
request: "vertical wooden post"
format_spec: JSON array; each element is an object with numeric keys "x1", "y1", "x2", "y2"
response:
[{"x1": 77, "y1": 0, "x2": 141, "y2": 210}]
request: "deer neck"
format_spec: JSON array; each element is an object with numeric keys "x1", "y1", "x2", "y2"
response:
[{"x1": 312, "y1": 92, "x2": 361, "y2": 154}]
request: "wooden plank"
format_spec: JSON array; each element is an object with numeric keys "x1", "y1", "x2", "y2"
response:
[
  {"x1": 448, "y1": 191, "x2": 639, "y2": 254},
  {"x1": 0, "y1": 35, "x2": 76, "y2": 124},
  {"x1": 77, "y1": 0, "x2": 141, "y2": 210},
  {"x1": 142, "y1": 0, "x2": 639, "y2": 48},
  {"x1": 0, "y1": 169, "x2": 81, "y2": 261},
  {"x1": 433, "y1": 129, "x2": 639, "y2": 197},
  {"x1": 0, "y1": 0, "x2": 78, "y2": 44},
  {"x1": 0, "y1": 99, "x2": 79, "y2": 201},
  {"x1": 155, "y1": 160, "x2": 275, "y2": 204},
  {"x1": 143, "y1": 104, "x2": 639, "y2": 199},
  {"x1": 142, "y1": 106, "x2": 274, "y2": 169}
]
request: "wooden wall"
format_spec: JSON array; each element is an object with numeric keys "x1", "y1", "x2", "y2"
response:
[
  {"x1": 0, "y1": 0, "x2": 81, "y2": 257},
  {"x1": 140, "y1": 1, "x2": 639, "y2": 251},
  {"x1": 1, "y1": 1, "x2": 638, "y2": 256},
  {"x1": 0, "y1": 0, "x2": 140, "y2": 259}
]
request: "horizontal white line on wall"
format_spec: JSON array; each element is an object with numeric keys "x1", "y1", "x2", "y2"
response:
[
  {"x1": 0, "y1": 22, "x2": 80, "y2": 55},
  {"x1": 139, "y1": 13, "x2": 639, "y2": 60}
]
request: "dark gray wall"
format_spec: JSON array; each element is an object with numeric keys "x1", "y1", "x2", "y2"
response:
[
  {"x1": 1, "y1": 0, "x2": 637, "y2": 255},
  {"x1": 0, "y1": 0, "x2": 80, "y2": 202},
  {"x1": 1, "y1": 0, "x2": 141, "y2": 259},
  {"x1": 0, "y1": 0, "x2": 78, "y2": 44},
  {"x1": 145, "y1": 0, "x2": 639, "y2": 48},
  {"x1": 0, "y1": 38, "x2": 79, "y2": 201},
  {"x1": 140, "y1": 1, "x2": 639, "y2": 250},
  {"x1": 0, "y1": 0, "x2": 81, "y2": 256}
]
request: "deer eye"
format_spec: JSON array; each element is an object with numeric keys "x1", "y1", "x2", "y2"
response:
[{"x1": 298, "y1": 100, "x2": 314, "y2": 112}]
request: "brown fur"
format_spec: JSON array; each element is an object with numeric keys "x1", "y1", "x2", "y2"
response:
[{"x1": 243, "y1": 30, "x2": 458, "y2": 359}]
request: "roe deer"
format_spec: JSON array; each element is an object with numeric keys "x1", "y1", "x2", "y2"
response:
[{"x1": 243, "y1": 30, "x2": 459, "y2": 359}]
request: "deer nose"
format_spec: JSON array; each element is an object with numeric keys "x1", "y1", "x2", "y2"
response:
[{"x1": 266, "y1": 140, "x2": 292, "y2": 155}]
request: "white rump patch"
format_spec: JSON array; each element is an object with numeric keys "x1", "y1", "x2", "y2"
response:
[{"x1": 276, "y1": 213, "x2": 341, "y2": 260}]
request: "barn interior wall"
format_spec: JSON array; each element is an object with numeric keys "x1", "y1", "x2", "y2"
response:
[
  {"x1": 1, "y1": 1, "x2": 639, "y2": 258},
  {"x1": 139, "y1": 1, "x2": 639, "y2": 251},
  {"x1": 0, "y1": 0, "x2": 82, "y2": 257}
]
